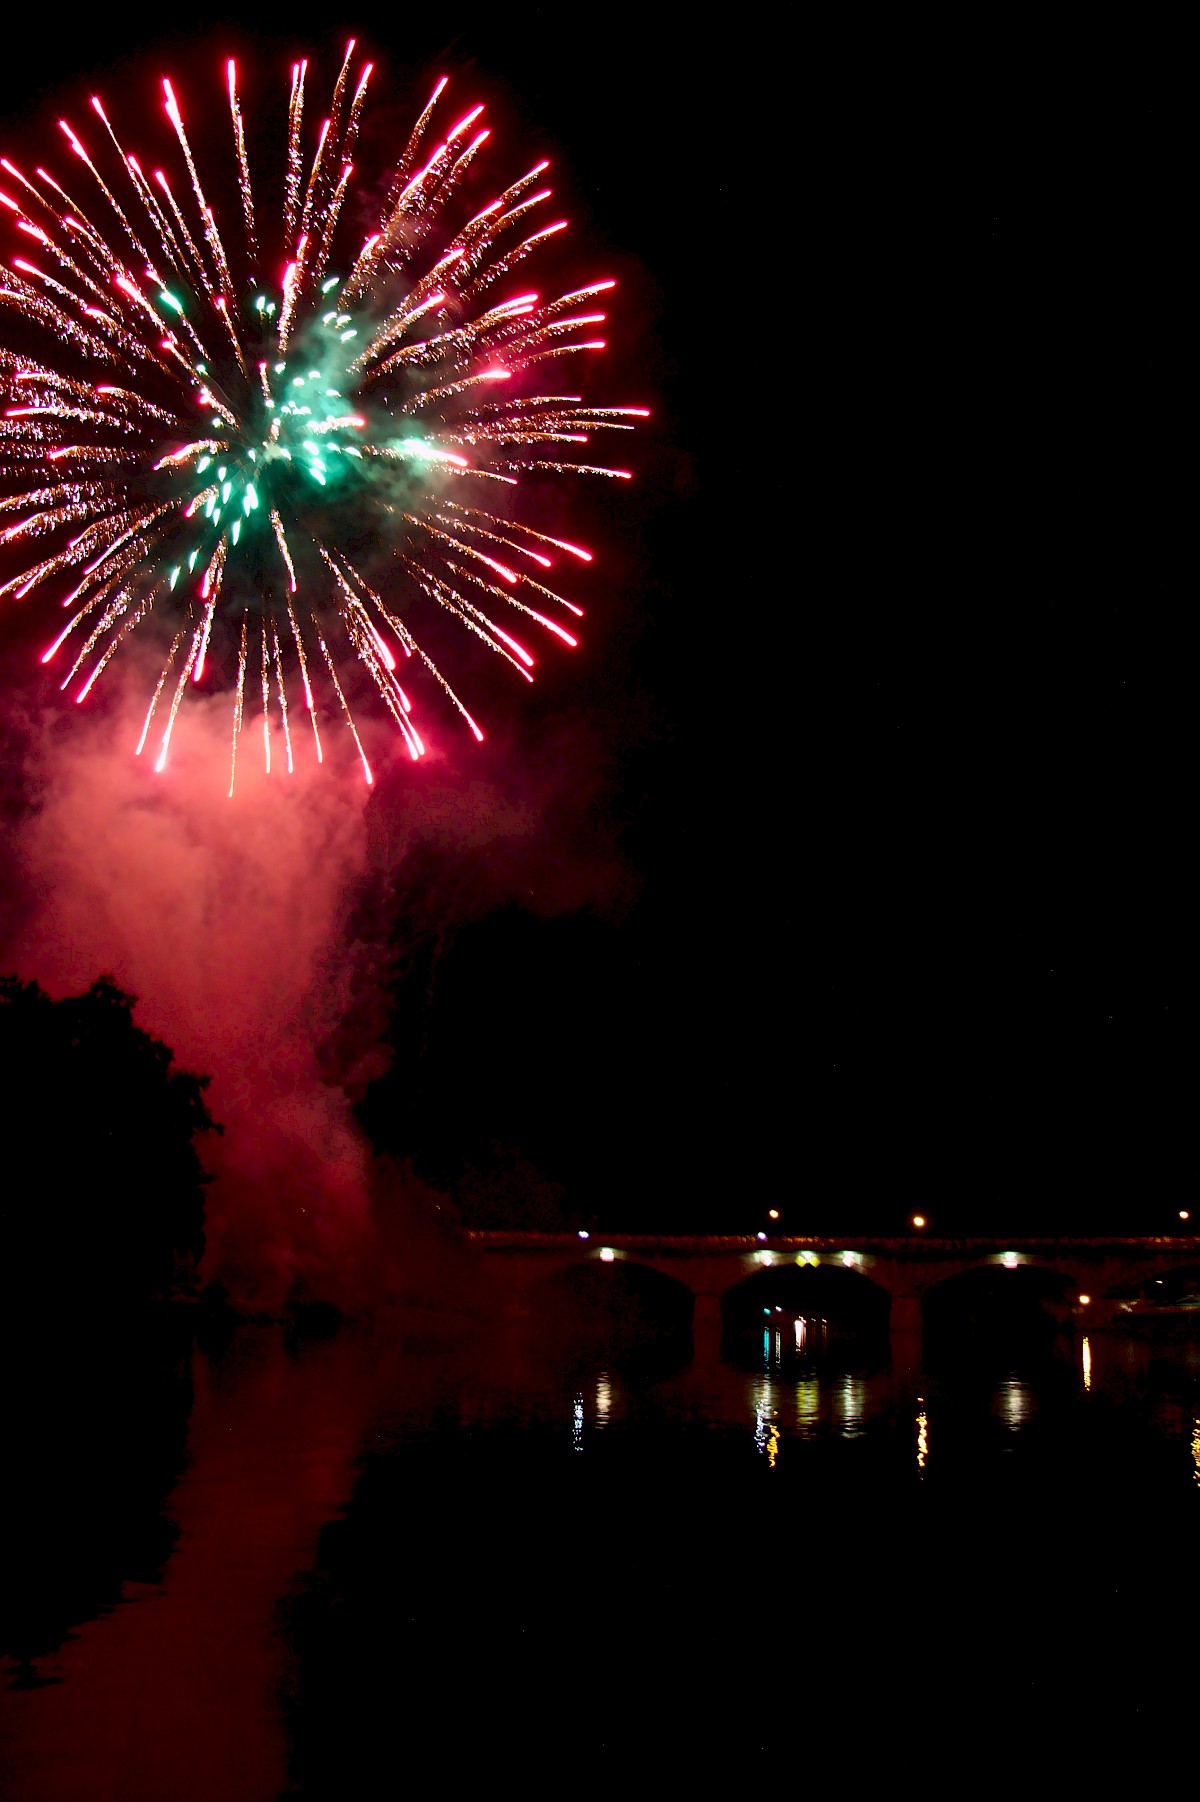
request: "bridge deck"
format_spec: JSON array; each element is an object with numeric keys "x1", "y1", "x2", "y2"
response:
[{"x1": 464, "y1": 1232, "x2": 1200, "y2": 1255}]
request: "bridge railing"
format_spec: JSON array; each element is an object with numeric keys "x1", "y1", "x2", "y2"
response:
[{"x1": 463, "y1": 1231, "x2": 1200, "y2": 1255}]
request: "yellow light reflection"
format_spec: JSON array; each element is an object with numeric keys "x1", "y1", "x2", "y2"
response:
[
  {"x1": 795, "y1": 1376, "x2": 820, "y2": 1437},
  {"x1": 1081, "y1": 1335, "x2": 1092, "y2": 1392},
  {"x1": 1192, "y1": 1418, "x2": 1200, "y2": 1486},
  {"x1": 916, "y1": 1400, "x2": 928, "y2": 1474},
  {"x1": 595, "y1": 1373, "x2": 612, "y2": 1426}
]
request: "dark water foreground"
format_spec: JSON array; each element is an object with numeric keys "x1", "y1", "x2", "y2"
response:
[{"x1": 2, "y1": 1304, "x2": 1200, "y2": 1797}]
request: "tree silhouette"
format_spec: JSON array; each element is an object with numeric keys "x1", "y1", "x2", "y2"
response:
[{"x1": 0, "y1": 974, "x2": 219, "y2": 1318}]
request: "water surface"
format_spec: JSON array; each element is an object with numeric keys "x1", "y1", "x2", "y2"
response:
[{"x1": 3, "y1": 1311, "x2": 1199, "y2": 1795}]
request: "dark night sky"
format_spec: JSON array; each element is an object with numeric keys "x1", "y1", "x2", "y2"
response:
[{"x1": 0, "y1": 16, "x2": 1191, "y2": 1240}]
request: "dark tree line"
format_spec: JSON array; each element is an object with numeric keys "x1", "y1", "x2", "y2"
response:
[{"x1": 0, "y1": 974, "x2": 218, "y2": 1320}]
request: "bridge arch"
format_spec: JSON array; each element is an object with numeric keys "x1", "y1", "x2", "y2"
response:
[
  {"x1": 921, "y1": 1261, "x2": 1079, "y2": 1355},
  {"x1": 525, "y1": 1257, "x2": 694, "y2": 1345},
  {"x1": 720, "y1": 1261, "x2": 891, "y2": 1343},
  {"x1": 1106, "y1": 1262, "x2": 1200, "y2": 1302}
]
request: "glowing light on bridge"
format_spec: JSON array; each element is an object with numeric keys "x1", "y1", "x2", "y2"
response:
[
  {"x1": 1001, "y1": 1251, "x2": 1021, "y2": 1270},
  {"x1": 598, "y1": 1247, "x2": 615, "y2": 1263}
]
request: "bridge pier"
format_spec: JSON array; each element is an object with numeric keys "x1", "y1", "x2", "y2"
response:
[
  {"x1": 889, "y1": 1291, "x2": 923, "y2": 1380},
  {"x1": 691, "y1": 1293, "x2": 724, "y2": 1366}
]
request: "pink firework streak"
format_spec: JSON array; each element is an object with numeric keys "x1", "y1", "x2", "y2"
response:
[{"x1": 0, "y1": 45, "x2": 647, "y2": 791}]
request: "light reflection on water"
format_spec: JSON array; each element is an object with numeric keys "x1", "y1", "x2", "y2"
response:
[
  {"x1": 995, "y1": 1376, "x2": 1035, "y2": 1430},
  {"x1": 5, "y1": 1314, "x2": 1200, "y2": 1794},
  {"x1": 795, "y1": 1374, "x2": 820, "y2": 1436},
  {"x1": 752, "y1": 1387, "x2": 779, "y2": 1464},
  {"x1": 745, "y1": 1365, "x2": 881, "y2": 1452},
  {"x1": 568, "y1": 1371, "x2": 618, "y2": 1450},
  {"x1": 840, "y1": 1371, "x2": 866, "y2": 1434}
]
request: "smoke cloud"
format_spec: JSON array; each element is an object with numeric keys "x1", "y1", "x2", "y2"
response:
[
  {"x1": 3, "y1": 668, "x2": 372, "y2": 1308},
  {"x1": 1, "y1": 651, "x2": 636, "y2": 1312}
]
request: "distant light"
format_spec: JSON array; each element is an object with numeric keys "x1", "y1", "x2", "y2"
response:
[
  {"x1": 577, "y1": 1230, "x2": 589, "y2": 1239},
  {"x1": 768, "y1": 1209, "x2": 780, "y2": 1220},
  {"x1": 1078, "y1": 1294, "x2": 1091, "y2": 1306},
  {"x1": 1001, "y1": 1252, "x2": 1020, "y2": 1270},
  {"x1": 757, "y1": 1232, "x2": 767, "y2": 1242},
  {"x1": 758, "y1": 1250, "x2": 774, "y2": 1266},
  {"x1": 911, "y1": 1215, "x2": 927, "y2": 1230},
  {"x1": 1180, "y1": 1210, "x2": 1191, "y2": 1223},
  {"x1": 599, "y1": 1247, "x2": 615, "y2": 1263}
]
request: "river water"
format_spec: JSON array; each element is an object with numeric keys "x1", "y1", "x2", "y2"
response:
[{"x1": 2, "y1": 1306, "x2": 1199, "y2": 1796}]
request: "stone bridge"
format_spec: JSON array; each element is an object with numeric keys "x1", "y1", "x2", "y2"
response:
[{"x1": 463, "y1": 1231, "x2": 1200, "y2": 1357}]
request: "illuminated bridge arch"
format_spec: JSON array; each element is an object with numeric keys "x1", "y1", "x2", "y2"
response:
[{"x1": 720, "y1": 1259, "x2": 891, "y2": 1341}]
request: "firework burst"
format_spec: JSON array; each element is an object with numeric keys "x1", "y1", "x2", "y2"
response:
[{"x1": 0, "y1": 44, "x2": 645, "y2": 790}]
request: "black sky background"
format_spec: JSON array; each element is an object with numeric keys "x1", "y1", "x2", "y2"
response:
[{"x1": 0, "y1": 16, "x2": 1191, "y2": 1238}]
